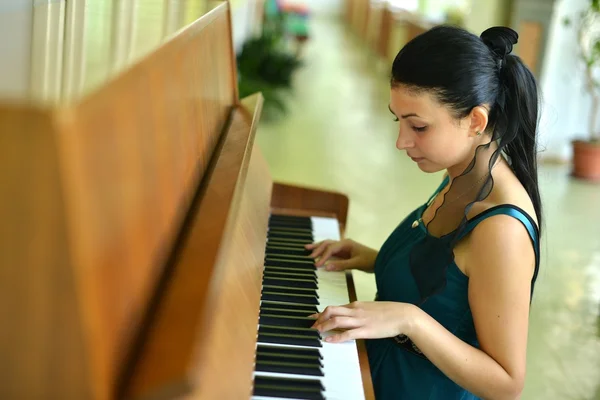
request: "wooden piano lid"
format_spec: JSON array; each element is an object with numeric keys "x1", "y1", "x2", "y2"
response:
[
  {"x1": 0, "y1": 2, "x2": 241, "y2": 399},
  {"x1": 0, "y1": 0, "x2": 217, "y2": 106}
]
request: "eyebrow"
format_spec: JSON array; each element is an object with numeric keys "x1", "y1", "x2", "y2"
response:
[{"x1": 388, "y1": 104, "x2": 420, "y2": 119}]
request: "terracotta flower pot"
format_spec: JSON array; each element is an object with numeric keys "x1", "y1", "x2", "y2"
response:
[{"x1": 572, "y1": 140, "x2": 600, "y2": 181}]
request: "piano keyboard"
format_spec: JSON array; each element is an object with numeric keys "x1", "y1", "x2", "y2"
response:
[{"x1": 251, "y1": 215, "x2": 366, "y2": 400}]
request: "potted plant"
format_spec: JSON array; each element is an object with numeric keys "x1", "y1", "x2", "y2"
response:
[
  {"x1": 236, "y1": 8, "x2": 303, "y2": 119},
  {"x1": 567, "y1": 0, "x2": 600, "y2": 181}
]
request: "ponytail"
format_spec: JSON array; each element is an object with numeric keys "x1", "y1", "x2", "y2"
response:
[{"x1": 495, "y1": 54, "x2": 543, "y2": 235}]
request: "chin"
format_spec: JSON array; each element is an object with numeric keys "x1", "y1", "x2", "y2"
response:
[{"x1": 416, "y1": 160, "x2": 444, "y2": 173}]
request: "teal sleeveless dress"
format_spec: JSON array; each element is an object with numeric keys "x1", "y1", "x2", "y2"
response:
[{"x1": 365, "y1": 176, "x2": 540, "y2": 400}]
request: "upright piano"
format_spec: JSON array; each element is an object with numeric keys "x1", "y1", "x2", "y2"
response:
[{"x1": 0, "y1": 1, "x2": 374, "y2": 399}]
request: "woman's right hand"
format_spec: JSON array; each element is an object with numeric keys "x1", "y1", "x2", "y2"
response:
[{"x1": 305, "y1": 239, "x2": 378, "y2": 273}]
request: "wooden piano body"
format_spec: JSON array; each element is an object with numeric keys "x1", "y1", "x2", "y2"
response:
[{"x1": 0, "y1": 2, "x2": 374, "y2": 399}]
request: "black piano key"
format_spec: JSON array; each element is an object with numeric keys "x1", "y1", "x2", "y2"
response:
[
  {"x1": 269, "y1": 215, "x2": 312, "y2": 224},
  {"x1": 257, "y1": 353, "x2": 321, "y2": 366},
  {"x1": 266, "y1": 246, "x2": 312, "y2": 257},
  {"x1": 253, "y1": 386, "x2": 324, "y2": 400},
  {"x1": 264, "y1": 265, "x2": 317, "y2": 277},
  {"x1": 260, "y1": 301, "x2": 318, "y2": 315},
  {"x1": 267, "y1": 238, "x2": 309, "y2": 246},
  {"x1": 257, "y1": 344, "x2": 322, "y2": 361},
  {"x1": 256, "y1": 353, "x2": 322, "y2": 369},
  {"x1": 268, "y1": 230, "x2": 313, "y2": 237},
  {"x1": 263, "y1": 268, "x2": 317, "y2": 280},
  {"x1": 252, "y1": 384, "x2": 324, "y2": 400},
  {"x1": 269, "y1": 214, "x2": 311, "y2": 220},
  {"x1": 268, "y1": 231, "x2": 314, "y2": 240},
  {"x1": 261, "y1": 291, "x2": 319, "y2": 305},
  {"x1": 262, "y1": 276, "x2": 317, "y2": 290},
  {"x1": 263, "y1": 267, "x2": 316, "y2": 277},
  {"x1": 265, "y1": 253, "x2": 314, "y2": 262},
  {"x1": 268, "y1": 220, "x2": 312, "y2": 227},
  {"x1": 268, "y1": 223, "x2": 312, "y2": 229},
  {"x1": 259, "y1": 324, "x2": 320, "y2": 338},
  {"x1": 259, "y1": 314, "x2": 316, "y2": 329},
  {"x1": 257, "y1": 332, "x2": 322, "y2": 348},
  {"x1": 267, "y1": 237, "x2": 313, "y2": 246},
  {"x1": 268, "y1": 230, "x2": 313, "y2": 239},
  {"x1": 260, "y1": 307, "x2": 317, "y2": 319},
  {"x1": 265, "y1": 258, "x2": 316, "y2": 269},
  {"x1": 262, "y1": 285, "x2": 318, "y2": 298},
  {"x1": 255, "y1": 359, "x2": 324, "y2": 377},
  {"x1": 267, "y1": 246, "x2": 311, "y2": 254},
  {"x1": 268, "y1": 225, "x2": 313, "y2": 233},
  {"x1": 253, "y1": 376, "x2": 324, "y2": 400},
  {"x1": 253, "y1": 375, "x2": 324, "y2": 391}
]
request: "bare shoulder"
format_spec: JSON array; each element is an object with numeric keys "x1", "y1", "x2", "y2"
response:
[{"x1": 455, "y1": 161, "x2": 538, "y2": 276}]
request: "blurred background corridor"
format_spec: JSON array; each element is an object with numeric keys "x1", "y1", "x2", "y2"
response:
[{"x1": 1, "y1": 0, "x2": 599, "y2": 399}]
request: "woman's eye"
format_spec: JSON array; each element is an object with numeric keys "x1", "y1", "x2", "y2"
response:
[{"x1": 413, "y1": 126, "x2": 427, "y2": 132}]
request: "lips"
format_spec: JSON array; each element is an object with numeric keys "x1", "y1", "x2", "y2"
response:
[{"x1": 409, "y1": 155, "x2": 425, "y2": 162}]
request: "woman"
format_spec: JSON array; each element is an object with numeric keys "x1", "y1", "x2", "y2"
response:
[{"x1": 307, "y1": 25, "x2": 541, "y2": 400}]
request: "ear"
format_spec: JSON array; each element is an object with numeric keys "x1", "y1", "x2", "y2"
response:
[{"x1": 468, "y1": 106, "x2": 489, "y2": 136}]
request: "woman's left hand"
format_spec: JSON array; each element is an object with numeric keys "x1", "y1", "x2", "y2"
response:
[{"x1": 310, "y1": 301, "x2": 421, "y2": 343}]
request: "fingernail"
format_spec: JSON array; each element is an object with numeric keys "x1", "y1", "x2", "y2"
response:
[
  {"x1": 308, "y1": 313, "x2": 318, "y2": 318},
  {"x1": 326, "y1": 265, "x2": 334, "y2": 271},
  {"x1": 325, "y1": 336, "x2": 333, "y2": 342}
]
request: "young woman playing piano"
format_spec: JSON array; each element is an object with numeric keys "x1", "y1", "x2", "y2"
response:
[{"x1": 307, "y1": 25, "x2": 541, "y2": 400}]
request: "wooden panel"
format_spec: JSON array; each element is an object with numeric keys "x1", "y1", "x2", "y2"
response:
[
  {"x1": 123, "y1": 94, "x2": 266, "y2": 400},
  {"x1": 517, "y1": 21, "x2": 542, "y2": 76},
  {"x1": 0, "y1": 106, "x2": 91, "y2": 399},
  {"x1": 0, "y1": 3, "x2": 237, "y2": 399},
  {"x1": 270, "y1": 183, "x2": 350, "y2": 234}
]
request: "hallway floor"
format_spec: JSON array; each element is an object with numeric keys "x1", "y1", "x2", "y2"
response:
[{"x1": 256, "y1": 16, "x2": 600, "y2": 400}]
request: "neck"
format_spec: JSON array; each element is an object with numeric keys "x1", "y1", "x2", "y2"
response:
[{"x1": 446, "y1": 138, "x2": 499, "y2": 180}]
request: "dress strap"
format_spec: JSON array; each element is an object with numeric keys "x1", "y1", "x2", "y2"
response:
[{"x1": 455, "y1": 204, "x2": 540, "y2": 295}]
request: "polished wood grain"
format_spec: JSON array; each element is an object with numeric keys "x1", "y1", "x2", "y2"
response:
[
  {"x1": 123, "y1": 93, "x2": 266, "y2": 400},
  {"x1": 0, "y1": 106, "x2": 91, "y2": 399},
  {"x1": 271, "y1": 182, "x2": 350, "y2": 234},
  {"x1": 0, "y1": 3, "x2": 236, "y2": 399},
  {"x1": 57, "y1": 5, "x2": 236, "y2": 398}
]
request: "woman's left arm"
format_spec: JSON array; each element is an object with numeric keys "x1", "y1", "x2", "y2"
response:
[{"x1": 312, "y1": 216, "x2": 535, "y2": 400}]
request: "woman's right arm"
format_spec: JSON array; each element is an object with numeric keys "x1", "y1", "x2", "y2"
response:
[{"x1": 305, "y1": 239, "x2": 379, "y2": 273}]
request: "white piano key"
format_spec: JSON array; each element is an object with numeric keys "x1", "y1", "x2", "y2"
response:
[{"x1": 252, "y1": 216, "x2": 366, "y2": 400}]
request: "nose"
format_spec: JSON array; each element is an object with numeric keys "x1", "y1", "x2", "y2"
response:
[{"x1": 396, "y1": 129, "x2": 414, "y2": 151}]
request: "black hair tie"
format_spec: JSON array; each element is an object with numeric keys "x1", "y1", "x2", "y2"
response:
[{"x1": 480, "y1": 26, "x2": 518, "y2": 70}]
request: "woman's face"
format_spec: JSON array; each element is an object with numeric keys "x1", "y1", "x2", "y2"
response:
[{"x1": 389, "y1": 87, "x2": 479, "y2": 174}]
